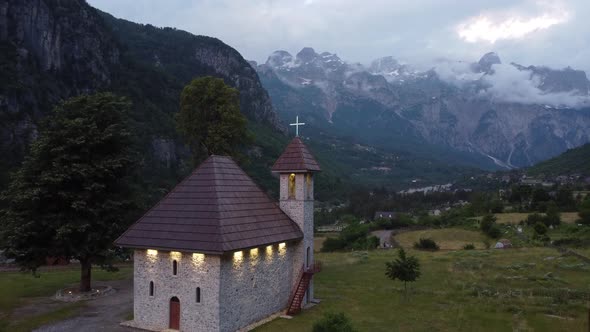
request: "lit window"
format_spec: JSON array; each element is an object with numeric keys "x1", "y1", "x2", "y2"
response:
[
  {"x1": 147, "y1": 249, "x2": 158, "y2": 256},
  {"x1": 250, "y1": 248, "x2": 258, "y2": 258},
  {"x1": 173, "y1": 260, "x2": 178, "y2": 275},
  {"x1": 196, "y1": 287, "x2": 201, "y2": 303},
  {"x1": 288, "y1": 173, "x2": 296, "y2": 199},
  {"x1": 149, "y1": 281, "x2": 154, "y2": 296}
]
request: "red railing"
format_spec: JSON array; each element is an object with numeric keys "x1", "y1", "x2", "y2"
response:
[{"x1": 286, "y1": 264, "x2": 304, "y2": 311}]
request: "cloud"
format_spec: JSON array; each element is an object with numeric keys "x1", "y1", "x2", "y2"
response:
[
  {"x1": 433, "y1": 61, "x2": 590, "y2": 108},
  {"x1": 87, "y1": 0, "x2": 590, "y2": 74},
  {"x1": 457, "y1": 12, "x2": 569, "y2": 43},
  {"x1": 478, "y1": 64, "x2": 590, "y2": 108}
]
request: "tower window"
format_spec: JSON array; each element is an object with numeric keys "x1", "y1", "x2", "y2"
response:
[
  {"x1": 196, "y1": 287, "x2": 201, "y2": 303},
  {"x1": 149, "y1": 281, "x2": 154, "y2": 296},
  {"x1": 173, "y1": 260, "x2": 178, "y2": 275},
  {"x1": 306, "y1": 173, "x2": 313, "y2": 199},
  {"x1": 288, "y1": 173, "x2": 296, "y2": 199}
]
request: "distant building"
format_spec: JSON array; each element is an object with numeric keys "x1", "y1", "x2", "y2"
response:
[{"x1": 374, "y1": 211, "x2": 397, "y2": 220}]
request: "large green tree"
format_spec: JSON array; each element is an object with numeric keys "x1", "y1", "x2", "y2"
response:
[
  {"x1": 0, "y1": 93, "x2": 139, "y2": 292},
  {"x1": 176, "y1": 76, "x2": 251, "y2": 162}
]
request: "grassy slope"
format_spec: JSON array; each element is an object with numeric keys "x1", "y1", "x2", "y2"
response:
[
  {"x1": 395, "y1": 229, "x2": 488, "y2": 250},
  {"x1": 257, "y1": 247, "x2": 589, "y2": 332},
  {"x1": 477, "y1": 213, "x2": 580, "y2": 224},
  {"x1": 528, "y1": 143, "x2": 590, "y2": 176},
  {"x1": 0, "y1": 266, "x2": 132, "y2": 331}
]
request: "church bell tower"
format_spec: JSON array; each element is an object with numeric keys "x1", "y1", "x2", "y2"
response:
[{"x1": 271, "y1": 133, "x2": 321, "y2": 305}]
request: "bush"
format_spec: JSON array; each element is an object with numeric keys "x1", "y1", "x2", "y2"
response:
[
  {"x1": 534, "y1": 222, "x2": 548, "y2": 235},
  {"x1": 414, "y1": 238, "x2": 440, "y2": 251},
  {"x1": 321, "y1": 237, "x2": 346, "y2": 252},
  {"x1": 525, "y1": 213, "x2": 543, "y2": 226},
  {"x1": 321, "y1": 223, "x2": 380, "y2": 251},
  {"x1": 463, "y1": 243, "x2": 475, "y2": 250},
  {"x1": 480, "y1": 214, "x2": 497, "y2": 232},
  {"x1": 312, "y1": 312, "x2": 357, "y2": 332},
  {"x1": 486, "y1": 225, "x2": 502, "y2": 239},
  {"x1": 480, "y1": 215, "x2": 501, "y2": 238}
]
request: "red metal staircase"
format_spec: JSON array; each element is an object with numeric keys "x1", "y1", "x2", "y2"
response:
[{"x1": 286, "y1": 262, "x2": 322, "y2": 315}]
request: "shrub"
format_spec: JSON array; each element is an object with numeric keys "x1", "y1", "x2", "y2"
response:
[
  {"x1": 321, "y1": 223, "x2": 380, "y2": 251},
  {"x1": 480, "y1": 214, "x2": 497, "y2": 232},
  {"x1": 414, "y1": 238, "x2": 439, "y2": 250},
  {"x1": 463, "y1": 243, "x2": 475, "y2": 250},
  {"x1": 534, "y1": 222, "x2": 548, "y2": 235},
  {"x1": 312, "y1": 312, "x2": 357, "y2": 332},
  {"x1": 486, "y1": 225, "x2": 502, "y2": 239},
  {"x1": 321, "y1": 237, "x2": 346, "y2": 252},
  {"x1": 525, "y1": 213, "x2": 545, "y2": 226}
]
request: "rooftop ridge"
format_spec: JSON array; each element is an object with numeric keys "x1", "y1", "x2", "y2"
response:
[
  {"x1": 271, "y1": 137, "x2": 321, "y2": 173},
  {"x1": 115, "y1": 154, "x2": 303, "y2": 254}
]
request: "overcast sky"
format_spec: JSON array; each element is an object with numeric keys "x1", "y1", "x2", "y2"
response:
[{"x1": 88, "y1": 0, "x2": 590, "y2": 72}]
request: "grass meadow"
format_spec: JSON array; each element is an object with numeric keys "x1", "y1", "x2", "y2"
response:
[{"x1": 256, "y1": 230, "x2": 590, "y2": 332}]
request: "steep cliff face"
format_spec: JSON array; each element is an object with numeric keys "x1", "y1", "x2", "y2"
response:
[
  {"x1": 0, "y1": 0, "x2": 284, "y2": 185},
  {"x1": 100, "y1": 14, "x2": 280, "y2": 128},
  {"x1": 0, "y1": 0, "x2": 121, "y2": 164}
]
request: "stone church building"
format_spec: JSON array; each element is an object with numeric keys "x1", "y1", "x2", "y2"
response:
[{"x1": 115, "y1": 137, "x2": 321, "y2": 331}]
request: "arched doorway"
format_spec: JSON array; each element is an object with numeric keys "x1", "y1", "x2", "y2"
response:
[{"x1": 169, "y1": 296, "x2": 180, "y2": 330}]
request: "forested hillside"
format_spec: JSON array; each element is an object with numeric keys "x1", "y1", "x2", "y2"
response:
[{"x1": 528, "y1": 143, "x2": 590, "y2": 176}]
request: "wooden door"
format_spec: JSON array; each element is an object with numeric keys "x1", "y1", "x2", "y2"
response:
[{"x1": 169, "y1": 297, "x2": 180, "y2": 330}]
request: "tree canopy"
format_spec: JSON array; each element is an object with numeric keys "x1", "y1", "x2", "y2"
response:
[
  {"x1": 176, "y1": 76, "x2": 251, "y2": 163},
  {"x1": 0, "y1": 93, "x2": 140, "y2": 291},
  {"x1": 385, "y1": 248, "x2": 421, "y2": 294}
]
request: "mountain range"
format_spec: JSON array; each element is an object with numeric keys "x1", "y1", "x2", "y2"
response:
[
  {"x1": 2, "y1": 0, "x2": 589, "y2": 197},
  {"x1": 253, "y1": 48, "x2": 590, "y2": 169}
]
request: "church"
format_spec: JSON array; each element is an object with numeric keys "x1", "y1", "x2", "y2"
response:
[{"x1": 115, "y1": 136, "x2": 321, "y2": 331}]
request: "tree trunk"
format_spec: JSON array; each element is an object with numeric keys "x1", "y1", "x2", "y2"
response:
[{"x1": 80, "y1": 258, "x2": 92, "y2": 292}]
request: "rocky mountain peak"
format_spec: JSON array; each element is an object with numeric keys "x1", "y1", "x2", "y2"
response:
[
  {"x1": 472, "y1": 52, "x2": 501, "y2": 73},
  {"x1": 266, "y1": 50, "x2": 293, "y2": 68},
  {"x1": 369, "y1": 56, "x2": 400, "y2": 73},
  {"x1": 296, "y1": 47, "x2": 319, "y2": 63},
  {"x1": 511, "y1": 63, "x2": 590, "y2": 95}
]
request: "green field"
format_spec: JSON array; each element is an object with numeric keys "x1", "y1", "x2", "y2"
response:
[
  {"x1": 2, "y1": 233, "x2": 589, "y2": 332},
  {"x1": 257, "y1": 236, "x2": 589, "y2": 331},
  {"x1": 489, "y1": 213, "x2": 580, "y2": 225},
  {"x1": 394, "y1": 229, "x2": 488, "y2": 250},
  {"x1": 0, "y1": 266, "x2": 132, "y2": 331}
]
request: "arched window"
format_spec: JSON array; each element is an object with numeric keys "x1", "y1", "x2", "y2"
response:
[
  {"x1": 173, "y1": 260, "x2": 178, "y2": 275},
  {"x1": 196, "y1": 287, "x2": 201, "y2": 303},
  {"x1": 149, "y1": 281, "x2": 154, "y2": 296},
  {"x1": 306, "y1": 173, "x2": 313, "y2": 199},
  {"x1": 288, "y1": 173, "x2": 296, "y2": 199}
]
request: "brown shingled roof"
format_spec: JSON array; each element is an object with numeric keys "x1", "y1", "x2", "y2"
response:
[
  {"x1": 115, "y1": 156, "x2": 303, "y2": 254},
  {"x1": 271, "y1": 137, "x2": 321, "y2": 173}
]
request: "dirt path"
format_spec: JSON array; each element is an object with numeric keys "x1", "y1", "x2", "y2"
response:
[
  {"x1": 371, "y1": 230, "x2": 393, "y2": 248},
  {"x1": 34, "y1": 279, "x2": 137, "y2": 332}
]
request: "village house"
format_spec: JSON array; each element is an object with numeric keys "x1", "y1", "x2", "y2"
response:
[{"x1": 115, "y1": 137, "x2": 321, "y2": 331}]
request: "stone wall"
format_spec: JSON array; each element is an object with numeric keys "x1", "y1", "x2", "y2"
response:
[
  {"x1": 133, "y1": 249, "x2": 221, "y2": 331},
  {"x1": 279, "y1": 172, "x2": 315, "y2": 302},
  {"x1": 219, "y1": 243, "x2": 296, "y2": 332}
]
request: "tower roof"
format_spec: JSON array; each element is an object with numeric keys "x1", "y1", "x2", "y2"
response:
[
  {"x1": 271, "y1": 137, "x2": 321, "y2": 173},
  {"x1": 115, "y1": 156, "x2": 303, "y2": 254}
]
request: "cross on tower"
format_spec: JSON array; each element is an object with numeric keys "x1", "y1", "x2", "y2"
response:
[{"x1": 290, "y1": 116, "x2": 305, "y2": 137}]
